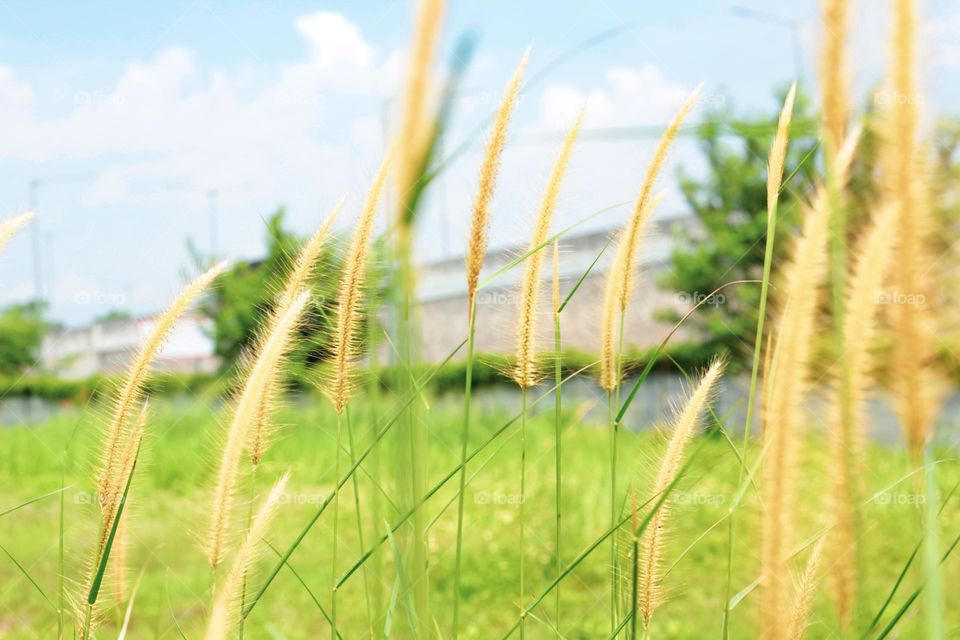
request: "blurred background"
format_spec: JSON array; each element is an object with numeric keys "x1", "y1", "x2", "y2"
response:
[{"x1": 0, "y1": 0, "x2": 957, "y2": 403}]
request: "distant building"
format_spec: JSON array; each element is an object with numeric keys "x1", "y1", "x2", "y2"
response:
[
  {"x1": 42, "y1": 311, "x2": 218, "y2": 379},
  {"x1": 413, "y1": 217, "x2": 692, "y2": 362}
]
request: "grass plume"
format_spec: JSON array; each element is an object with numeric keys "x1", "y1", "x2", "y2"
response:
[
  {"x1": 819, "y1": 0, "x2": 849, "y2": 156},
  {"x1": 0, "y1": 212, "x2": 33, "y2": 253},
  {"x1": 826, "y1": 203, "x2": 898, "y2": 624},
  {"x1": 248, "y1": 201, "x2": 342, "y2": 465},
  {"x1": 205, "y1": 475, "x2": 288, "y2": 640},
  {"x1": 464, "y1": 48, "x2": 528, "y2": 312},
  {"x1": 637, "y1": 358, "x2": 725, "y2": 627},
  {"x1": 884, "y1": 0, "x2": 942, "y2": 458},
  {"x1": 614, "y1": 84, "x2": 701, "y2": 312},
  {"x1": 395, "y1": 0, "x2": 445, "y2": 222},
  {"x1": 326, "y1": 153, "x2": 390, "y2": 415},
  {"x1": 787, "y1": 538, "x2": 826, "y2": 640},
  {"x1": 510, "y1": 109, "x2": 582, "y2": 388},
  {"x1": 98, "y1": 263, "x2": 226, "y2": 507},
  {"x1": 760, "y1": 132, "x2": 858, "y2": 639},
  {"x1": 206, "y1": 292, "x2": 310, "y2": 569}
]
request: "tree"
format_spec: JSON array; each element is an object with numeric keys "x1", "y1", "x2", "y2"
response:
[
  {"x1": 658, "y1": 86, "x2": 820, "y2": 360},
  {"x1": 198, "y1": 209, "x2": 346, "y2": 376},
  {"x1": 0, "y1": 301, "x2": 47, "y2": 375}
]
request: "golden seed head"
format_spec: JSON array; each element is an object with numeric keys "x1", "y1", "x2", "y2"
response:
[
  {"x1": 465, "y1": 48, "x2": 529, "y2": 312},
  {"x1": 511, "y1": 110, "x2": 582, "y2": 388},
  {"x1": 327, "y1": 153, "x2": 391, "y2": 414}
]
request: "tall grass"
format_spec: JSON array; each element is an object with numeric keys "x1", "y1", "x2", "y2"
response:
[{"x1": 3, "y1": 2, "x2": 959, "y2": 638}]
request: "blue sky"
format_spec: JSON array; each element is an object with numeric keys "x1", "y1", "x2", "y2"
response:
[{"x1": 0, "y1": 0, "x2": 957, "y2": 325}]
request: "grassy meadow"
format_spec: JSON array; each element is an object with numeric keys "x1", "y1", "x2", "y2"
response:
[
  {"x1": 1, "y1": 393, "x2": 957, "y2": 639},
  {"x1": 2, "y1": 0, "x2": 958, "y2": 637}
]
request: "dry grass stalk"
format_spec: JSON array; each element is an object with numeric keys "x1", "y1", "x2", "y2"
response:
[
  {"x1": 760, "y1": 132, "x2": 858, "y2": 639},
  {"x1": 248, "y1": 202, "x2": 342, "y2": 464},
  {"x1": 0, "y1": 212, "x2": 33, "y2": 253},
  {"x1": 787, "y1": 538, "x2": 827, "y2": 640},
  {"x1": 98, "y1": 263, "x2": 226, "y2": 507},
  {"x1": 615, "y1": 85, "x2": 701, "y2": 311},
  {"x1": 395, "y1": 0, "x2": 446, "y2": 219},
  {"x1": 326, "y1": 154, "x2": 391, "y2": 414},
  {"x1": 205, "y1": 475, "x2": 289, "y2": 640},
  {"x1": 206, "y1": 293, "x2": 310, "y2": 569},
  {"x1": 511, "y1": 110, "x2": 582, "y2": 388},
  {"x1": 465, "y1": 49, "x2": 529, "y2": 312},
  {"x1": 819, "y1": 0, "x2": 849, "y2": 156},
  {"x1": 827, "y1": 203, "x2": 898, "y2": 623},
  {"x1": 599, "y1": 192, "x2": 665, "y2": 392},
  {"x1": 884, "y1": 0, "x2": 941, "y2": 457},
  {"x1": 637, "y1": 358, "x2": 725, "y2": 626},
  {"x1": 768, "y1": 83, "x2": 797, "y2": 215}
]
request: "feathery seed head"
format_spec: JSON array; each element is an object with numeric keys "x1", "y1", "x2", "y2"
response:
[
  {"x1": 205, "y1": 474, "x2": 289, "y2": 640},
  {"x1": 819, "y1": 0, "x2": 850, "y2": 156},
  {"x1": 510, "y1": 110, "x2": 581, "y2": 388},
  {"x1": 760, "y1": 130, "x2": 858, "y2": 638},
  {"x1": 599, "y1": 191, "x2": 665, "y2": 392},
  {"x1": 207, "y1": 293, "x2": 310, "y2": 568},
  {"x1": 396, "y1": 0, "x2": 446, "y2": 224},
  {"x1": 638, "y1": 358, "x2": 725, "y2": 626},
  {"x1": 247, "y1": 202, "x2": 342, "y2": 465},
  {"x1": 787, "y1": 537, "x2": 827, "y2": 640},
  {"x1": 0, "y1": 212, "x2": 33, "y2": 253},
  {"x1": 614, "y1": 84, "x2": 701, "y2": 311},
  {"x1": 826, "y1": 203, "x2": 898, "y2": 625},
  {"x1": 327, "y1": 154, "x2": 391, "y2": 414},
  {"x1": 768, "y1": 83, "x2": 797, "y2": 215},
  {"x1": 465, "y1": 48, "x2": 529, "y2": 312},
  {"x1": 98, "y1": 262, "x2": 225, "y2": 508}
]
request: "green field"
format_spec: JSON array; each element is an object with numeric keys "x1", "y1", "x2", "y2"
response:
[{"x1": 1, "y1": 389, "x2": 957, "y2": 639}]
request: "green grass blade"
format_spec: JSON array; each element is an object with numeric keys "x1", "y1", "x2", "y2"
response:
[
  {"x1": 0, "y1": 486, "x2": 67, "y2": 518},
  {"x1": 558, "y1": 237, "x2": 611, "y2": 313},
  {"x1": 0, "y1": 541, "x2": 57, "y2": 612},
  {"x1": 244, "y1": 340, "x2": 467, "y2": 618},
  {"x1": 265, "y1": 541, "x2": 342, "y2": 639},
  {"x1": 87, "y1": 439, "x2": 140, "y2": 605}
]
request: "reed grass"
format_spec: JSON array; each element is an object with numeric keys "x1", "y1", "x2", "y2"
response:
[
  {"x1": 786, "y1": 537, "x2": 826, "y2": 640},
  {"x1": 637, "y1": 358, "x2": 725, "y2": 628},
  {"x1": 205, "y1": 475, "x2": 288, "y2": 640},
  {"x1": 506, "y1": 111, "x2": 581, "y2": 634},
  {"x1": 760, "y1": 131, "x2": 858, "y2": 640},
  {"x1": 884, "y1": 0, "x2": 941, "y2": 460},
  {"x1": 324, "y1": 153, "x2": 390, "y2": 637},
  {"x1": 452, "y1": 48, "x2": 528, "y2": 639},
  {"x1": 600, "y1": 85, "x2": 699, "y2": 631},
  {"x1": 826, "y1": 203, "x2": 898, "y2": 625}
]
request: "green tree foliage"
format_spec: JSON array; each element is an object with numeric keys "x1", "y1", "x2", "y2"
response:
[
  {"x1": 658, "y1": 87, "x2": 820, "y2": 359},
  {"x1": 0, "y1": 300, "x2": 47, "y2": 374},
  {"x1": 199, "y1": 209, "x2": 350, "y2": 377}
]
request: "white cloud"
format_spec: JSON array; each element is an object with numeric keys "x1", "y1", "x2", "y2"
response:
[
  {"x1": 0, "y1": 10, "x2": 395, "y2": 212},
  {"x1": 538, "y1": 63, "x2": 691, "y2": 129}
]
